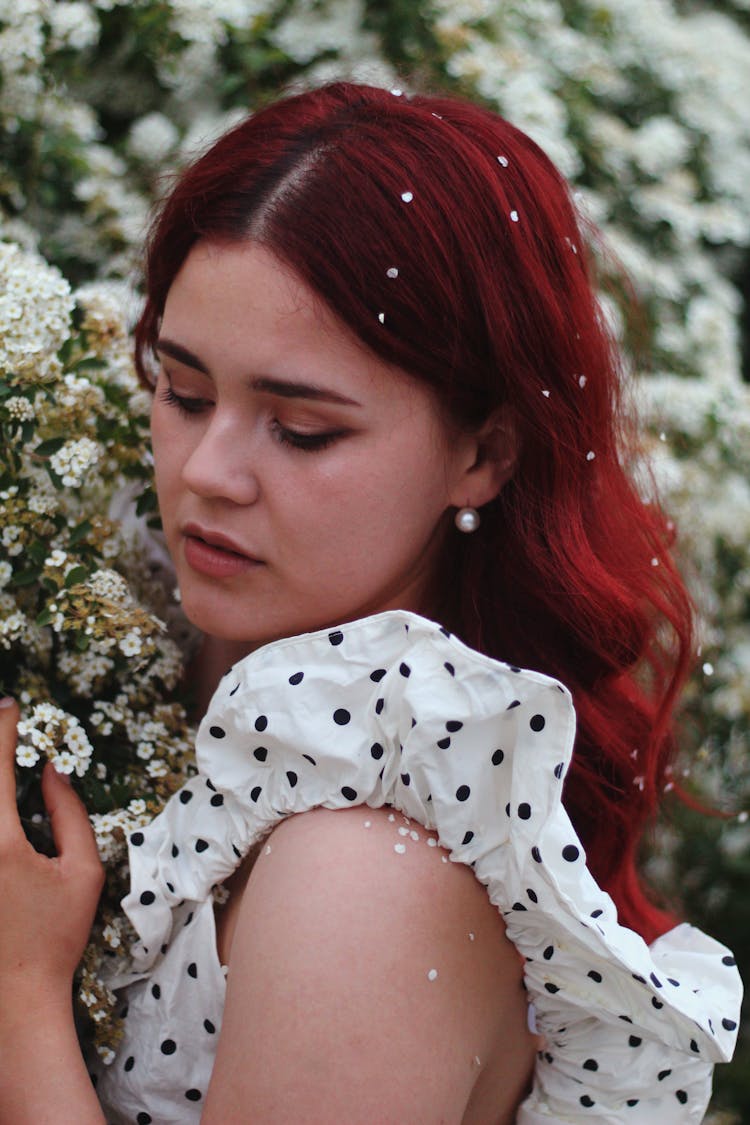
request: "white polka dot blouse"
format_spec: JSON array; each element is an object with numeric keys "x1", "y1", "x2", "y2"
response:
[{"x1": 93, "y1": 611, "x2": 741, "y2": 1123}]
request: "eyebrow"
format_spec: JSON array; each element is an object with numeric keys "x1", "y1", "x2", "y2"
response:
[{"x1": 155, "y1": 337, "x2": 362, "y2": 407}]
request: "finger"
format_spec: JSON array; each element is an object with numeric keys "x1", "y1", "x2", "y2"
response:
[
  {"x1": 41, "y1": 763, "x2": 103, "y2": 874},
  {"x1": 0, "y1": 698, "x2": 26, "y2": 846}
]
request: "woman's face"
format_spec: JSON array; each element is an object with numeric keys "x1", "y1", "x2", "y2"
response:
[{"x1": 151, "y1": 240, "x2": 480, "y2": 651}]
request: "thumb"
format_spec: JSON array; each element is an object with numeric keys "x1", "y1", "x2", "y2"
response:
[{"x1": 41, "y1": 762, "x2": 102, "y2": 872}]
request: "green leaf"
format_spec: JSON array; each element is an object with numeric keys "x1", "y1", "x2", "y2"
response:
[
  {"x1": 74, "y1": 632, "x2": 89, "y2": 652},
  {"x1": 64, "y1": 564, "x2": 88, "y2": 588},
  {"x1": 34, "y1": 436, "x2": 67, "y2": 458},
  {"x1": 35, "y1": 606, "x2": 54, "y2": 627},
  {"x1": 9, "y1": 566, "x2": 43, "y2": 588},
  {"x1": 69, "y1": 519, "x2": 93, "y2": 546},
  {"x1": 135, "y1": 488, "x2": 158, "y2": 516}
]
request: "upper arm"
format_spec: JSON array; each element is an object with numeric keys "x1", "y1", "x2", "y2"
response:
[{"x1": 202, "y1": 806, "x2": 535, "y2": 1124}]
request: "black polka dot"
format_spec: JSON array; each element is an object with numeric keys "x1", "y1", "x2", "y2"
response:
[
  {"x1": 328, "y1": 630, "x2": 344, "y2": 645},
  {"x1": 582, "y1": 1059, "x2": 598, "y2": 1071},
  {"x1": 209, "y1": 726, "x2": 225, "y2": 739},
  {"x1": 195, "y1": 838, "x2": 209, "y2": 853},
  {"x1": 166, "y1": 882, "x2": 175, "y2": 894},
  {"x1": 210, "y1": 793, "x2": 224, "y2": 807},
  {"x1": 289, "y1": 671, "x2": 304, "y2": 685},
  {"x1": 185, "y1": 911, "x2": 193, "y2": 926},
  {"x1": 554, "y1": 763, "x2": 564, "y2": 779},
  {"x1": 151, "y1": 984, "x2": 161, "y2": 999},
  {"x1": 544, "y1": 982, "x2": 559, "y2": 993},
  {"x1": 250, "y1": 785, "x2": 262, "y2": 802},
  {"x1": 437, "y1": 737, "x2": 451, "y2": 749},
  {"x1": 667, "y1": 977, "x2": 680, "y2": 986},
  {"x1": 205, "y1": 778, "x2": 216, "y2": 791},
  {"x1": 650, "y1": 972, "x2": 662, "y2": 988},
  {"x1": 232, "y1": 844, "x2": 241, "y2": 858},
  {"x1": 626, "y1": 1100, "x2": 639, "y2": 1108},
  {"x1": 333, "y1": 708, "x2": 351, "y2": 725},
  {"x1": 591, "y1": 909, "x2": 603, "y2": 918},
  {"x1": 527, "y1": 888, "x2": 538, "y2": 903},
  {"x1": 658, "y1": 1069, "x2": 671, "y2": 1081},
  {"x1": 160, "y1": 1039, "x2": 176, "y2": 1055},
  {"x1": 461, "y1": 831, "x2": 474, "y2": 845},
  {"x1": 375, "y1": 698, "x2": 384, "y2": 715},
  {"x1": 131, "y1": 831, "x2": 144, "y2": 846},
  {"x1": 341, "y1": 786, "x2": 357, "y2": 801},
  {"x1": 618, "y1": 1014, "x2": 633, "y2": 1023},
  {"x1": 676, "y1": 1091, "x2": 688, "y2": 1105},
  {"x1": 255, "y1": 715, "x2": 268, "y2": 732},
  {"x1": 370, "y1": 742, "x2": 384, "y2": 759},
  {"x1": 690, "y1": 1038, "x2": 699, "y2": 1053},
  {"x1": 456, "y1": 784, "x2": 470, "y2": 802},
  {"x1": 543, "y1": 945, "x2": 554, "y2": 960},
  {"x1": 286, "y1": 771, "x2": 298, "y2": 787},
  {"x1": 562, "y1": 845, "x2": 580, "y2": 862},
  {"x1": 446, "y1": 720, "x2": 463, "y2": 732},
  {"x1": 253, "y1": 746, "x2": 268, "y2": 762},
  {"x1": 580, "y1": 1095, "x2": 595, "y2": 1108},
  {"x1": 628, "y1": 1035, "x2": 641, "y2": 1047},
  {"x1": 531, "y1": 846, "x2": 542, "y2": 863},
  {"x1": 490, "y1": 748, "x2": 505, "y2": 766},
  {"x1": 137, "y1": 1114, "x2": 152, "y2": 1125},
  {"x1": 204, "y1": 1018, "x2": 216, "y2": 1034},
  {"x1": 652, "y1": 997, "x2": 663, "y2": 1009},
  {"x1": 399, "y1": 662, "x2": 411, "y2": 677},
  {"x1": 512, "y1": 902, "x2": 527, "y2": 912},
  {"x1": 401, "y1": 772, "x2": 411, "y2": 786},
  {"x1": 588, "y1": 970, "x2": 602, "y2": 983},
  {"x1": 185, "y1": 1089, "x2": 202, "y2": 1102},
  {"x1": 187, "y1": 962, "x2": 198, "y2": 979},
  {"x1": 530, "y1": 714, "x2": 546, "y2": 732},
  {"x1": 722, "y1": 955, "x2": 736, "y2": 967},
  {"x1": 302, "y1": 753, "x2": 317, "y2": 765},
  {"x1": 171, "y1": 843, "x2": 179, "y2": 858},
  {"x1": 120, "y1": 1005, "x2": 129, "y2": 1018},
  {"x1": 722, "y1": 1018, "x2": 737, "y2": 1031},
  {"x1": 505, "y1": 803, "x2": 511, "y2": 816},
  {"x1": 518, "y1": 803, "x2": 531, "y2": 819},
  {"x1": 509, "y1": 665, "x2": 521, "y2": 673},
  {"x1": 140, "y1": 891, "x2": 156, "y2": 906},
  {"x1": 229, "y1": 683, "x2": 240, "y2": 696},
  {"x1": 179, "y1": 790, "x2": 193, "y2": 804},
  {"x1": 124, "y1": 1055, "x2": 135, "y2": 1072},
  {"x1": 507, "y1": 699, "x2": 520, "y2": 710},
  {"x1": 444, "y1": 662, "x2": 455, "y2": 676},
  {"x1": 370, "y1": 668, "x2": 387, "y2": 682}
]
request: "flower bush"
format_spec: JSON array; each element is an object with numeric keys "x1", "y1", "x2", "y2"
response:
[
  {"x1": 1, "y1": 0, "x2": 748, "y2": 1112},
  {"x1": 0, "y1": 239, "x2": 195, "y2": 1059}
]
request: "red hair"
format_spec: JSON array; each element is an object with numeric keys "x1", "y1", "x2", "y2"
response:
[{"x1": 135, "y1": 83, "x2": 694, "y2": 944}]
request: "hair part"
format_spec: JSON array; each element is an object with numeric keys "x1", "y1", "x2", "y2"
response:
[{"x1": 136, "y1": 82, "x2": 695, "y2": 944}]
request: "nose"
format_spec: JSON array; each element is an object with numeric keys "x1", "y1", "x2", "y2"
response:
[{"x1": 181, "y1": 416, "x2": 260, "y2": 506}]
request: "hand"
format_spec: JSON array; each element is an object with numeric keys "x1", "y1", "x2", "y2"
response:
[{"x1": 0, "y1": 698, "x2": 104, "y2": 1001}]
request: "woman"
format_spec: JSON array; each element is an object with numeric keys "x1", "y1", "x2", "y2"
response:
[{"x1": 0, "y1": 82, "x2": 741, "y2": 1123}]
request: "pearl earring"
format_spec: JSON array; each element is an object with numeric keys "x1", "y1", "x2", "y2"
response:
[{"x1": 454, "y1": 506, "x2": 480, "y2": 533}]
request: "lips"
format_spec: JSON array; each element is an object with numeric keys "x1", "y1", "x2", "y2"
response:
[
  {"x1": 181, "y1": 523, "x2": 262, "y2": 578},
  {"x1": 182, "y1": 523, "x2": 259, "y2": 561}
]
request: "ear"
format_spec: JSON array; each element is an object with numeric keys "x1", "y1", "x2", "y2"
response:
[{"x1": 446, "y1": 407, "x2": 518, "y2": 512}]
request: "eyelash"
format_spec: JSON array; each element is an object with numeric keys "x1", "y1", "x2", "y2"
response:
[{"x1": 158, "y1": 386, "x2": 343, "y2": 453}]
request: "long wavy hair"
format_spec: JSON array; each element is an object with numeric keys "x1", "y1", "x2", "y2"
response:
[{"x1": 135, "y1": 82, "x2": 694, "y2": 944}]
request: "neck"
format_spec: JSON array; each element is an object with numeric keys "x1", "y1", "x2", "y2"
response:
[{"x1": 187, "y1": 634, "x2": 255, "y2": 720}]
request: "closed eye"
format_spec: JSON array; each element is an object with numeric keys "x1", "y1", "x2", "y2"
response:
[
  {"x1": 159, "y1": 385, "x2": 212, "y2": 415},
  {"x1": 272, "y1": 423, "x2": 346, "y2": 452}
]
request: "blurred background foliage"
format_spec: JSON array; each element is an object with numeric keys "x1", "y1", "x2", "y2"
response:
[{"x1": 1, "y1": 0, "x2": 748, "y2": 1115}]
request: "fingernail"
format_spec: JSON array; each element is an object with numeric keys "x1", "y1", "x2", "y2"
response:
[{"x1": 0, "y1": 696, "x2": 15, "y2": 709}]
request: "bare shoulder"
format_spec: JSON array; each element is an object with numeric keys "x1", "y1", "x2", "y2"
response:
[{"x1": 203, "y1": 806, "x2": 536, "y2": 1124}]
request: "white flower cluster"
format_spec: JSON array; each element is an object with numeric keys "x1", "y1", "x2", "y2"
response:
[
  {"x1": 0, "y1": 241, "x2": 74, "y2": 380},
  {"x1": 49, "y1": 436, "x2": 101, "y2": 488},
  {"x1": 16, "y1": 702, "x2": 94, "y2": 775}
]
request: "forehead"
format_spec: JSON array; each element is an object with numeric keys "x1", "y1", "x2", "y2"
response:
[{"x1": 161, "y1": 239, "x2": 436, "y2": 413}]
